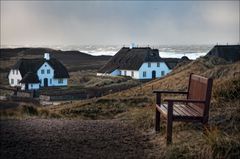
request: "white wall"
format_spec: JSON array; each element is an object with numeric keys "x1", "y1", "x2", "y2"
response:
[
  {"x1": 28, "y1": 83, "x2": 40, "y2": 90},
  {"x1": 37, "y1": 62, "x2": 54, "y2": 86},
  {"x1": 52, "y1": 78, "x2": 68, "y2": 86},
  {"x1": 119, "y1": 70, "x2": 139, "y2": 79},
  {"x1": 21, "y1": 83, "x2": 40, "y2": 90},
  {"x1": 110, "y1": 69, "x2": 120, "y2": 76},
  {"x1": 8, "y1": 69, "x2": 22, "y2": 87},
  {"x1": 138, "y1": 62, "x2": 171, "y2": 79}
]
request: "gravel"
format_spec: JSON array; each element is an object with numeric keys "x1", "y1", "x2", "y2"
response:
[{"x1": 0, "y1": 119, "x2": 153, "y2": 159}]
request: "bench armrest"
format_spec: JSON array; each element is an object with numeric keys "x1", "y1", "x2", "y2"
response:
[
  {"x1": 164, "y1": 99, "x2": 206, "y2": 104},
  {"x1": 153, "y1": 90, "x2": 188, "y2": 94}
]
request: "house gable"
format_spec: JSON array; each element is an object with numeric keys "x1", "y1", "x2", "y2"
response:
[{"x1": 138, "y1": 62, "x2": 171, "y2": 79}]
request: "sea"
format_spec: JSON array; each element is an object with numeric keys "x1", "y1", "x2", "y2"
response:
[{"x1": 1, "y1": 44, "x2": 214, "y2": 60}]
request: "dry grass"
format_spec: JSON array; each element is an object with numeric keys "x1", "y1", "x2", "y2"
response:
[{"x1": 1, "y1": 56, "x2": 239, "y2": 158}]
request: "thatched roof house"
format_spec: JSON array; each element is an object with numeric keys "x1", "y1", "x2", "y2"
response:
[{"x1": 97, "y1": 47, "x2": 173, "y2": 79}]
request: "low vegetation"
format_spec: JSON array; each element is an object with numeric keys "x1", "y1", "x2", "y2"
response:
[{"x1": 1, "y1": 56, "x2": 239, "y2": 158}]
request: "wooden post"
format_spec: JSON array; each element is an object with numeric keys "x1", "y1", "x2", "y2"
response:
[
  {"x1": 167, "y1": 101, "x2": 173, "y2": 145},
  {"x1": 155, "y1": 93, "x2": 161, "y2": 132}
]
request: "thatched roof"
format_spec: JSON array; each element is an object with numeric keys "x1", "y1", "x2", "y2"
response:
[
  {"x1": 20, "y1": 72, "x2": 40, "y2": 84},
  {"x1": 12, "y1": 57, "x2": 69, "y2": 79},
  {"x1": 98, "y1": 47, "x2": 165, "y2": 73},
  {"x1": 163, "y1": 56, "x2": 190, "y2": 69},
  {"x1": 207, "y1": 45, "x2": 240, "y2": 62}
]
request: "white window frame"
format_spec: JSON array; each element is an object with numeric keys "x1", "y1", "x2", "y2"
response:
[
  {"x1": 41, "y1": 69, "x2": 44, "y2": 74},
  {"x1": 143, "y1": 71, "x2": 146, "y2": 77},
  {"x1": 58, "y1": 79, "x2": 63, "y2": 84},
  {"x1": 11, "y1": 79, "x2": 14, "y2": 84},
  {"x1": 47, "y1": 69, "x2": 50, "y2": 74},
  {"x1": 161, "y1": 71, "x2": 165, "y2": 76},
  {"x1": 148, "y1": 62, "x2": 151, "y2": 68}
]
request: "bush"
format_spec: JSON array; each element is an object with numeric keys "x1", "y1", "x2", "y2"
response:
[{"x1": 20, "y1": 105, "x2": 38, "y2": 116}]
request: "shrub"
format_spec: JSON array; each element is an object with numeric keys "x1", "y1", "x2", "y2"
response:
[{"x1": 20, "y1": 105, "x2": 38, "y2": 116}]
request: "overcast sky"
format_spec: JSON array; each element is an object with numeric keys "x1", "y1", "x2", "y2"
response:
[{"x1": 1, "y1": 1, "x2": 239, "y2": 46}]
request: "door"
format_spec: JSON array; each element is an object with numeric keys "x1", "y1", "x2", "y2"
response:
[
  {"x1": 152, "y1": 71, "x2": 156, "y2": 79},
  {"x1": 25, "y1": 83, "x2": 28, "y2": 90},
  {"x1": 44, "y1": 78, "x2": 48, "y2": 87}
]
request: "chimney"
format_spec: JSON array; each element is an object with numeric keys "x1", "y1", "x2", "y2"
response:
[
  {"x1": 129, "y1": 43, "x2": 135, "y2": 49},
  {"x1": 44, "y1": 53, "x2": 50, "y2": 60}
]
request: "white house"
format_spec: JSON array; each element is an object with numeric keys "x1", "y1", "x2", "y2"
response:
[
  {"x1": 97, "y1": 47, "x2": 172, "y2": 80},
  {"x1": 8, "y1": 53, "x2": 69, "y2": 90}
]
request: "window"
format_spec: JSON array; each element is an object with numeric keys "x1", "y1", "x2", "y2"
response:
[
  {"x1": 45, "y1": 65, "x2": 47, "y2": 67},
  {"x1": 148, "y1": 62, "x2": 151, "y2": 67},
  {"x1": 11, "y1": 79, "x2": 14, "y2": 84},
  {"x1": 161, "y1": 71, "x2": 165, "y2": 76},
  {"x1": 16, "y1": 70, "x2": 18, "y2": 75},
  {"x1": 157, "y1": 62, "x2": 160, "y2": 67},
  {"x1": 58, "y1": 79, "x2": 63, "y2": 84},
  {"x1": 143, "y1": 71, "x2": 146, "y2": 77},
  {"x1": 31, "y1": 84, "x2": 33, "y2": 88},
  {"x1": 131, "y1": 71, "x2": 134, "y2": 77},
  {"x1": 47, "y1": 69, "x2": 50, "y2": 74},
  {"x1": 50, "y1": 79, "x2": 52, "y2": 84},
  {"x1": 124, "y1": 71, "x2": 127, "y2": 76},
  {"x1": 120, "y1": 70, "x2": 121, "y2": 75},
  {"x1": 17, "y1": 79, "x2": 20, "y2": 84},
  {"x1": 12, "y1": 70, "x2": 15, "y2": 74},
  {"x1": 41, "y1": 69, "x2": 44, "y2": 74}
]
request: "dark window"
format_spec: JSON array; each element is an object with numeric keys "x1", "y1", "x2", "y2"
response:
[
  {"x1": 161, "y1": 71, "x2": 165, "y2": 76},
  {"x1": 124, "y1": 71, "x2": 127, "y2": 76},
  {"x1": 12, "y1": 70, "x2": 15, "y2": 74},
  {"x1": 58, "y1": 79, "x2": 63, "y2": 84},
  {"x1": 148, "y1": 63, "x2": 151, "y2": 67},
  {"x1": 131, "y1": 71, "x2": 134, "y2": 77},
  {"x1": 31, "y1": 84, "x2": 33, "y2": 87},
  {"x1": 11, "y1": 79, "x2": 14, "y2": 84},
  {"x1": 16, "y1": 70, "x2": 18, "y2": 75},
  {"x1": 47, "y1": 69, "x2": 50, "y2": 74},
  {"x1": 17, "y1": 79, "x2": 20, "y2": 84},
  {"x1": 41, "y1": 69, "x2": 44, "y2": 74},
  {"x1": 157, "y1": 62, "x2": 160, "y2": 67},
  {"x1": 143, "y1": 71, "x2": 146, "y2": 77},
  {"x1": 50, "y1": 79, "x2": 52, "y2": 84}
]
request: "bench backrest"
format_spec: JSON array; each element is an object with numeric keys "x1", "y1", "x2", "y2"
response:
[{"x1": 187, "y1": 74, "x2": 213, "y2": 118}]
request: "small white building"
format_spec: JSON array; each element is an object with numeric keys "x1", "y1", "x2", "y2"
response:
[
  {"x1": 8, "y1": 53, "x2": 69, "y2": 90},
  {"x1": 97, "y1": 47, "x2": 172, "y2": 79}
]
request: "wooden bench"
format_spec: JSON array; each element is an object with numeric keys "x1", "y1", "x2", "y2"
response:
[{"x1": 153, "y1": 73, "x2": 213, "y2": 144}]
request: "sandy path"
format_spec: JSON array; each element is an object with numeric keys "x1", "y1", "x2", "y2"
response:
[{"x1": 0, "y1": 119, "x2": 153, "y2": 159}]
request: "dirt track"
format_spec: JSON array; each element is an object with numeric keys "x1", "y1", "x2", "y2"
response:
[{"x1": 0, "y1": 119, "x2": 154, "y2": 159}]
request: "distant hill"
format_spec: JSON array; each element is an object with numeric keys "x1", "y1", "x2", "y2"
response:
[
  {"x1": 0, "y1": 48, "x2": 112, "y2": 72},
  {"x1": 206, "y1": 45, "x2": 240, "y2": 62}
]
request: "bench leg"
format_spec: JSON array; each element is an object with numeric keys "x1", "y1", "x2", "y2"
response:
[
  {"x1": 167, "y1": 101, "x2": 173, "y2": 145},
  {"x1": 155, "y1": 108, "x2": 160, "y2": 132},
  {"x1": 167, "y1": 120, "x2": 173, "y2": 145}
]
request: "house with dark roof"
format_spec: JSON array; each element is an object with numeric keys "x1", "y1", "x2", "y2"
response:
[
  {"x1": 8, "y1": 53, "x2": 69, "y2": 90},
  {"x1": 97, "y1": 47, "x2": 172, "y2": 79},
  {"x1": 207, "y1": 45, "x2": 240, "y2": 62}
]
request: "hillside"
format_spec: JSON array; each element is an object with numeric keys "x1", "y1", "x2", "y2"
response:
[
  {"x1": 1, "y1": 54, "x2": 239, "y2": 158},
  {"x1": 44, "y1": 55, "x2": 239, "y2": 158},
  {"x1": 0, "y1": 47, "x2": 111, "y2": 72}
]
